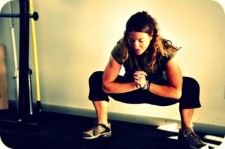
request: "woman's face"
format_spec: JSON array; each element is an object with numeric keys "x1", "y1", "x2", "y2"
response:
[{"x1": 127, "y1": 31, "x2": 152, "y2": 55}]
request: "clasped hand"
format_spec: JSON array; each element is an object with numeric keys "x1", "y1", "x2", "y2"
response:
[{"x1": 133, "y1": 71, "x2": 147, "y2": 89}]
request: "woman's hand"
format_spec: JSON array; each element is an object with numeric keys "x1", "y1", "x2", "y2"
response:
[{"x1": 133, "y1": 71, "x2": 147, "y2": 89}]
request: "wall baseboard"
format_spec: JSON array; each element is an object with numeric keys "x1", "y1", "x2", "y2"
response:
[
  {"x1": 42, "y1": 103, "x2": 225, "y2": 136},
  {"x1": 5, "y1": 100, "x2": 225, "y2": 136}
]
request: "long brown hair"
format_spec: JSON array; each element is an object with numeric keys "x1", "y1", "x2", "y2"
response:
[{"x1": 120, "y1": 11, "x2": 180, "y2": 73}]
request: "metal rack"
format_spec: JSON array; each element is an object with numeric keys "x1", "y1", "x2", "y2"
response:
[{"x1": 0, "y1": 0, "x2": 39, "y2": 121}]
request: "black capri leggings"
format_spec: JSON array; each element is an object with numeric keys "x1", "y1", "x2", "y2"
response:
[{"x1": 88, "y1": 71, "x2": 201, "y2": 109}]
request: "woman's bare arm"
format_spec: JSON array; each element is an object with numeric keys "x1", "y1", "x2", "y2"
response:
[
  {"x1": 150, "y1": 56, "x2": 183, "y2": 99},
  {"x1": 102, "y1": 55, "x2": 138, "y2": 93}
]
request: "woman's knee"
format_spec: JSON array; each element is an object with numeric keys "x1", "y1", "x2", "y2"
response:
[
  {"x1": 88, "y1": 71, "x2": 109, "y2": 101},
  {"x1": 181, "y1": 77, "x2": 200, "y2": 106},
  {"x1": 183, "y1": 77, "x2": 200, "y2": 91},
  {"x1": 89, "y1": 71, "x2": 104, "y2": 85}
]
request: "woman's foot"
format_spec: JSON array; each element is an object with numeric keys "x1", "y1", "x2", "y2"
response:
[
  {"x1": 178, "y1": 128, "x2": 208, "y2": 149},
  {"x1": 82, "y1": 121, "x2": 112, "y2": 139}
]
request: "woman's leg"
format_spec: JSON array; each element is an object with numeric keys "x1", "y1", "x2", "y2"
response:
[
  {"x1": 180, "y1": 108, "x2": 194, "y2": 130},
  {"x1": 83, "y1": 100, "x2": 111, "y2": 139},
  {"x1": 179, "y1": 77, "x2": 201, "y2": 130},
  {"x1": 178, "y1": 77, "x2": 206, "y2": 148},
  {"x1": 88, "y1": 71, "x2": 111, "y2": 125},
  {"x1": 93, "y1": 100, "x2": 110, "y2": 126},
  {"x1": 83, "y1": 71, "x2": 112, "y2": 139}
]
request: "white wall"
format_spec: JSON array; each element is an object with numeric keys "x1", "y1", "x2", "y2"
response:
[{"x1": 1, "y1": 0, "x2": 225, "y2": 127}]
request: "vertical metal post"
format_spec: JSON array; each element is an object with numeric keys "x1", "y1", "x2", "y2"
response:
[{"x1": 18, "y1": 0, "x2": 30, "y2": 120}]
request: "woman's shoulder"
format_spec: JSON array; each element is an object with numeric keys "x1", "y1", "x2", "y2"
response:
[
  {"x1": 112, "y1": 39, "x2": 124, "y2": 53},
  {"x1": 111, "y1": 38, "x2": 128, "y2": 64}
]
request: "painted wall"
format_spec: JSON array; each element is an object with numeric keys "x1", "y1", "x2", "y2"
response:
[{"x1": 0, "y1": 0, "x2": 225, "y2": 127}]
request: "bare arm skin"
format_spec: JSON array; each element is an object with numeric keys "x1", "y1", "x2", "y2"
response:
[
  {"x1": 102, "y1": 55, "x2": 138, "y2": 93},
  {"x1": 150, "y1": 55, "x2": 183, "y2": 99},
  {"x1": 103, "y1": 54, "x2": 182, "y2": 100}
]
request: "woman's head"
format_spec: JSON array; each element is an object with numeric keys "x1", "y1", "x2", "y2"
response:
[
  {"x1": 124, "y1": 11, "x2": 158, "y2": 55},
  {"x1": 125, "y1": 11, "x2": 157, "y2": 36},
  {"x1": 121, "y1": 11, "x2": 179, "y2": 72}
]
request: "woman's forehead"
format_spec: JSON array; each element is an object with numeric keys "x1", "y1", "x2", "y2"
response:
[{"x1": 128, "y1": 32, "x2": 150, "y2": 39}]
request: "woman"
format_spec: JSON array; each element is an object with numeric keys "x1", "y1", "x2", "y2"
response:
[{"x1": 83, "y1": 11, "x2": 207, "y2": 149}]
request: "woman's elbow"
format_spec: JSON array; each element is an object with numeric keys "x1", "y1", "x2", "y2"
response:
[
  {"x1": 102, "y1": 83, "x2": 110, "y2": 93},
  {"x1": 173, "y1": 89, "x2": 182, "y2": 100}
]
